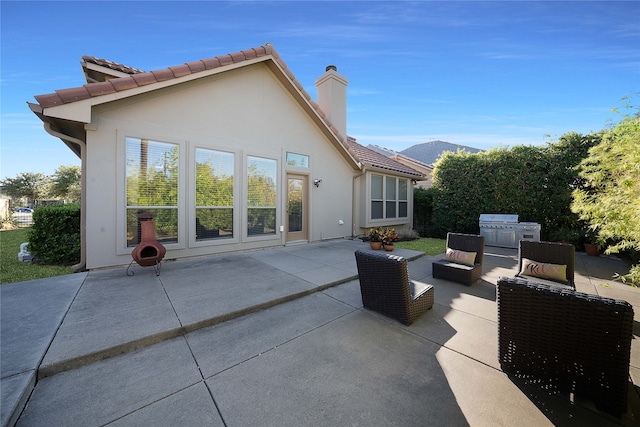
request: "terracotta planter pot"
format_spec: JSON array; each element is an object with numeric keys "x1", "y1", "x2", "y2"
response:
[
  {"x1": 584, "y1": 243, "x2": 600, "y2": 257},
  {"x1": 383, "y1": 244, "x2": 395, "y2": 252},
  {"x1": 369, "y1": 241, "x2": 383, "y2": 250}
]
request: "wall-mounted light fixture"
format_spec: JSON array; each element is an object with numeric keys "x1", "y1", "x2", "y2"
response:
[{"x1": 314, "y1": 179, "x2": 322, "y2": 187}]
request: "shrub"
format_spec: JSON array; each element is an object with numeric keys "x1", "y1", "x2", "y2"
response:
[
  {"x1": 429, "y1": 133, "x2": 598, "y2": 239},
  {"x1": 28, "y1": 204, "x2": 80, "y2": 265}
]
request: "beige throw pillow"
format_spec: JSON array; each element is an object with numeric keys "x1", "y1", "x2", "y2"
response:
[
  {"x1": 520, "y1": 258, "x2": 567, "y2": 282},
  {"x1": 444, "y1": 248, "x2": 477, "y2": 266}
]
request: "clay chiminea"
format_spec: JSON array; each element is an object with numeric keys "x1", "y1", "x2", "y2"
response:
[{"x1": 127, "y1": 212, "x2": 166, "y2": 276}]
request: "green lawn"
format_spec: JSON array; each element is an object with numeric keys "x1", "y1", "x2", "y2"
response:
[
  {"x1": 395, "y1": 238, "x2": 446, "y2": 255},
  {"x1": 0, "y1": 228, "x2": 74, "y2": 285}
]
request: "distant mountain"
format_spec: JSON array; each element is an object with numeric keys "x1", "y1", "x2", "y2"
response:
[
  {"x1": 400, "y1": 141, "x2": 483, "y2": 165},
  {"x1": 367, "y1": 140, "x2": 483, "y2": 166}
]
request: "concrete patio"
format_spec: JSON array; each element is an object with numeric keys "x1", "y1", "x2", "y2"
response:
[{"x1": 2, "y1": 239, "x2": 639, "y2": 426}]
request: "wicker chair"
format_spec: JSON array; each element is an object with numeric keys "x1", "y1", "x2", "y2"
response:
[
  {"x1": 497, "y1": 277, "x2": 634, "y2": 417},
  {"x1": 516, "y1": 240, "x2": 575, "y2": 289},
  {"x1": 432, "y1": 233, "x2": 485, "y2": 285},
  {"x1": 354, "y1": 250, "x2": 434, "y2": 325}
]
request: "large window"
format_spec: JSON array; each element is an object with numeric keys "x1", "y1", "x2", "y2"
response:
[
  {"x1": 370, "y1": 174, "x2": 409, "y2": 220},
  {"x1": 195, "y1": 148, "x2": 234, "y2": 241},
  {"x1": 247, "y1": 156, "x2": 277, "y2": 236},
  {"x1": 126, "y1": 137, "x2": 179, "y2": 246}
]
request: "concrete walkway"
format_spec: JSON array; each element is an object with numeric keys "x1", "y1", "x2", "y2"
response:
[{"x1": 1, "y1": 239, "x2": 639, "y2": 426}]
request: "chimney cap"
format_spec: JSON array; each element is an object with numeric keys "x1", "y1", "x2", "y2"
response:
[{"x1": 326, "y1": 65, "x2": 337, "y2": 72}]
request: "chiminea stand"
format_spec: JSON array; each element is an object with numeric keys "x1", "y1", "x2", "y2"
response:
[{"x1": 126, "y1": 212, "x2": 167, "y2": 276}]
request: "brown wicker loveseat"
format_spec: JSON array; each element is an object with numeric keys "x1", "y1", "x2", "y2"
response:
[
  {"x1": 497, "y1": 277, "x2": 634, "y2": 417},
  {"x1": 432, "y1": 233, "x2": 485, "y2": 285},
  {"x1": 354, "y1": 250, "x2": 434, "y2": 325}
]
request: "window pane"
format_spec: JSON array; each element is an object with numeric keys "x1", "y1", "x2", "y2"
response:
[
  {"x1": 248, "y1": 208, "x2": 276, "y2": 236},
  {"x1": 386, "y1": 177, "x2": 396, "y2": 200},
  {"x1": 286, "y1": 152, "x2": 309, "y2": 168},
  {"x1": 126, "y1": 137, "x2": 179, "y2": 247},
  {"x1": 195, "y1": 148, "x2": 234, "y2": 207},
  {"x1": 127, "y1": 208, "x2": 178, "y2": 246},
  {"x1": 399, "y1": 179, "x2": 408, "y2": 201},
  {"x1": 247, "y1": 156, "x2": 276, "y2": 237},
  {"x1": 371, "y1": 174, "x2": 383, "y2": 199},
  {"x1": 247, "y1": 156, "x2": 276, "y2": 207},
  {"x1": 399, "y1": 201, "x2": 408, "y2": 218},
  {"x1": 386, "y1": 201, "x2": 396, "y2": 218},
  {"x1": 371, "y1": 201, "x2": 383, "y2": 219},
  {"x1": 126, "y1": 138, "x2": 178, "y2": 206},
  {"x1": 288, "y1": 178, "x2": 303, "y2": 232},
  {"x1": 196, "y1": 208, "x2": 233, "y2": 240}
]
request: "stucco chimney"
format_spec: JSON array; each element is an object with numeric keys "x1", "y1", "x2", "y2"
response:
[{"x1": 315, "y1": 65, "x2": 349, "y2": 142}]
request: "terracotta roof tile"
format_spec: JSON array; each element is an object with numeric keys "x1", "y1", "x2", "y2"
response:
[
  {"x1": 230, "y1": 51, "x2": 245, "y2": 63},
  {"x1": 169, "y1": 64, "x2": 191, "y2": 78},
  {"x1": 34, "y1": 93, "x2": 63, "y2": 107},
  {"x1": 242, "y1": 48, "x2": 258, "y2": 60},
  {"x1": 201, "y1": 57, "x2": 221, "y2": 70},
  {"x1": 110, "y1": 77, "x2": 138, "y2": 91},
  {"x1": 56, "y1": 87, "x2": 91, "y2": 104},
  {"x1": 84, "y1": 81, "x2": 117, "y2": 97},
  {"x1": 150, "y1": 68, "x2": 175, "y2": 82},
  {"x1": 81, "y1": 55, "x2": 146, "y2": 74},
  {"x1": 131, "y1": 73, "x2": 158, "y2": 86},
  {"x1": 218, "y1": 54, "x2": 234, "y2": 66},
  {"x1": 185, "y1": 60, "x2": 206, "y2": 73}
]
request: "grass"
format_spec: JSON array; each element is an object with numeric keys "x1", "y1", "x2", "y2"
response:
[
  {"x1": 395, "y1": 237, "x2": 446, "y2": 255},
  {"x1": 0, "y1": 228, "x2": 74, "y2": 285}
]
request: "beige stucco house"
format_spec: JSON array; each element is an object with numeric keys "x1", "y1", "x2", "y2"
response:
[{"x1": 29, "y1": 43, "x2": 424, "y2": 270}]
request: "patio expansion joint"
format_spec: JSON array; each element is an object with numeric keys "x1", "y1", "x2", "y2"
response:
[
  {"x1": 197, "y1": 308, "x2": 359, "y2": 381},
  {"x1": 36, "y1": 278, "x2": 354, "y2": 381},
  {"x1": 32, "y1": 277, "x2": 86, "y2": 380}
]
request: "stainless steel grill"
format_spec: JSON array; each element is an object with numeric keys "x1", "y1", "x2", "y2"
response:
[{"x1": 479, "y1": 214, "x2": 540, "y2": 248}]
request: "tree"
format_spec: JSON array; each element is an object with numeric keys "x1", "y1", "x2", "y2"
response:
[
  {"x1": 50, "y1": 165, "x2": 81, "y2": 202},
  {"x1": 0, "y1": 172, "x2": 49, "y2": 207},
  {"x1": 571, "y1": 110, "x2": 640, "y2": 259}
]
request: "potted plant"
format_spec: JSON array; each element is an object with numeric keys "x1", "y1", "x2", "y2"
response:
[
  {"x1": 368, "y1": 227, "x2": 383, "y2": 250},
  {"x1": 583, "y1": 229, "x2": 601, "y2": 257},
  {"x1": 382, "y1": 227, "x2": 398, "y2": 251}
]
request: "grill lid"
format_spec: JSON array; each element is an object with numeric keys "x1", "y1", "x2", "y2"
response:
[{"x1": 479, "y1": 214, "x2": 519, "y2": 223}]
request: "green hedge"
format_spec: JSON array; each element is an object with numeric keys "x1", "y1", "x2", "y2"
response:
[
  {"x1": 425, "y1": 132, "x2": 599, "y2": 242},
  {"x1": 28, "y1": 204, "x2": 81, "y2": 265}
]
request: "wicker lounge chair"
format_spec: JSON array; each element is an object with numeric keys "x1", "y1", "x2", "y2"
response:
[
  {"x1": 432, "y1": 233, "x2": 485, "y2": 285},
  {"x1": 516, "y1": 240, "x2": 575, "y2": 289},
  {"x1": 354, "y1": 250, "x2": 434, "y2": 325},
  {"x1": 497, "y1": 277, "x2": 634, "y2": 417}
]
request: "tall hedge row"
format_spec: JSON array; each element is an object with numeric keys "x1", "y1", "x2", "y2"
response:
[
  {"x1": 28, "y1": 204, "x2": 81, "y2": 265},
  {"x1": 425, "y1": 132, "x2": 599, "y2": 241}
]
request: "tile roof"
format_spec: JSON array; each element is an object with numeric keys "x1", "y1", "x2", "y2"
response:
[
  {"x1": 33, "y1": 43, "x2": 347, "y2": 146},
  {"x1": 32, "y1": 44, "x2": 419, "y2": 177},
  {"x1": 81, "y1": 55, "x2": 146, "y2": 75},
  {"x1": 346, "y1": 137, "x2": 423, "y2": 177},
  {"x1": 35, "y1": 46, "x2": 277, "y2": 108},
  {"x1": 367, "y1": 145, "x2": 434, "y2": 170}
]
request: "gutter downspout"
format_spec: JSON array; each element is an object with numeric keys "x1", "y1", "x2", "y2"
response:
[
  {"x1": 351, "y1": 168, "x2": 365, "y2": 239},
  {"x1": 43, "y1": 122, "x2": 87, "y2": 272}
]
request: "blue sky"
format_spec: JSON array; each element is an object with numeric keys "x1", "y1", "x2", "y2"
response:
[{"x1": 1, "y1": 1, "x2": 638, "y2": 180}]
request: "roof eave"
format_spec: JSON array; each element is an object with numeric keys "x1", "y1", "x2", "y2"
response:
[{"x1": 361, "y1": 163, "x2": 425, "y2": 180}]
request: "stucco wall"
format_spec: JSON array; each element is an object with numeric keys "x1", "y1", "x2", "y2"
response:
[{"x1": 85, "y1": 64, "x2": 356, "y2": 269}]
